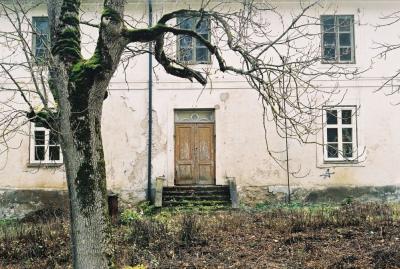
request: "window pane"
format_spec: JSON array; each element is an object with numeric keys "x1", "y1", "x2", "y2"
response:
[
  {"x1": 178, "y1": 17, "x2": 193, "y2": 30},
  {"x1": 49, "y1": 146, "x2": 60, "y2": 161},
  {"x1": 178, "y1": 16, "x2": 210, "y2": 64},
  {"x1": 342, "y1": 128, "x2": 353, "y2": 142},
  {"x1": 36, "y1": 35, "x2": 47, "y2": 49},
  {"x1": 35, "y1": 146, "x2": 45, "y2": 161},
  {"x1": 326, "y1": 110, "x2": 337, "y2": 124},
  {"x1": 34, "y1": 19, "x2": 48, "y2": 34},
  {"x1": 327, "y1": 128, "x2": 338, "y2": 142},
  {"x1": 196, "y1": 48, "x2": 209, "y2": 62},
  {"x1": 343, "y1": 143, "x2": 353, "y2": 158},
  {"x1": 339, "y1": 47, "x2": 352, "y2": 61},
  {"x1": 322, "y1": 16, "x2": 335, "y2": 32},
  {"x1": 342, "y1": 110, "x2": 352, "y2": 124},
  {"x1": 196, "y1": 34, "x2": 209, "y2": 46},
  {"x1": 33, "y1": 18, "x2": 49, "y2": 59},
  {"x1": 34, "y1": 131, "x2": 45, "y2": 145},
  {"x1": 323, "y1": 33, "x2": 336, "y2": 46},
  {"x1": 338, "y1": 17, "x2": 351, "y2": 32},
  {"x1": 179, "y1": 48, "x2": 193, "y2": 61},
  {"x1": 327, "y1": 144, "x2": 338, "y2": 158},
  {"x1": 195, "y1": 19, "x2": 209, "y2": 33},
  {"x1": 49, "y1": 130, "x2": 58, "y2": 145},
  {"x1": 339, "y1": 33, "x2": 351, "y2": 46},
  {"x1": 323, "y1": 47, "x2": 336, "y2": 61},
  {"x1": 179, "y1": 36, "x2": 192, "y2": 48},
  {"x1": 36, "y1": 48, "x2": 46, "y2": 59}
]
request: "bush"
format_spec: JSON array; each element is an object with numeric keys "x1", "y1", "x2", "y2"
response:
[
  {"x1": 178, "y1": 214, "x2": 205, "y2": 246},
  {"x1": 120, "y1": 209, "x2": 142, "y2": 224},
  {"x1": 126, "y1": 218, "x2": 169, "y2": 249}
]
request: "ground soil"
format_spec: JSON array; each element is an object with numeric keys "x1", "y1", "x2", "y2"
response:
[{"x1": 1, "y1": 203, "x2": 400, "y2": 268}]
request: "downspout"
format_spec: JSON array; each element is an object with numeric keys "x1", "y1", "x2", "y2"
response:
[{"x1": 147, "y1": 0, "x2": 153, "y2": 201}]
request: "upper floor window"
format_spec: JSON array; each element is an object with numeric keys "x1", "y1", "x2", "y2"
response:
[
  {"x1": 321, "y1": 15, "x2": 354, "y2": 63},
  {"x1": 30, "y1": 123, "x2": 62, "y2": 165},
  {"x1": 32, "y1": 17, "x2": 49, "y2": 62},
  {"x1": 323, "y1": 106, "x2": 358, "y2": 162},
  {"x1": 177, "y1": 16, "x2": 211, "y2": 64}
]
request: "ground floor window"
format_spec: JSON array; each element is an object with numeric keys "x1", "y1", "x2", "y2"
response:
[
  {"x1": 323, "y1": 106, "x2": 358, "y2": 162},
  {"x1": 30, "y1": 123, "x2": 62, "y2": 164}
]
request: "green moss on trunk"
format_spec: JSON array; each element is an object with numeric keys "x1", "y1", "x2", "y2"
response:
[
  {"x1": 52, "y1": 0, "x2": 82, "y2": 62},
  {"x1": 102, "y1": 7, "x2": 122, "y2": 23}
]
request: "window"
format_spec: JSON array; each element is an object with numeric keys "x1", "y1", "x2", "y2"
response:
[
  {"x1": 30, "y1": 123, "x2": 62, "y2": 164},
  {"x1": 177, "y1": 16, "x2": 210, "y2": 64},
  {"x1": 321, "y1": 15, "x2": 354, "y2": 63},
  {"x1": 323, "y1": 106, "x2": 357, "y2": 162},
  {"x1": 32, "y1": 17, "x2": 49, "y2": 61}
]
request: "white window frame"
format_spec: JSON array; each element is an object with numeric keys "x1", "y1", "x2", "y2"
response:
[
  {"x1": 177, "y1": 16, "x2": 211, "y2": 64},
  {"x1": 321, "y1": 15, "x2": 355, "y2": 64},
  {"x1": 32, "y1": 16, "x2": 49, "y2": 62},
  {"x1": 29, "y1": 123, "x2": 63, "y2": 165},
  {"x1": 323, "y1": 106, "x2": 358, "y2": 163}
]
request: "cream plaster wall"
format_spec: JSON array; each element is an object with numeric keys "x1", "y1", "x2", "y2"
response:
[{"x1": 0, "y1": 0, "x2": 400, "y2": 199}]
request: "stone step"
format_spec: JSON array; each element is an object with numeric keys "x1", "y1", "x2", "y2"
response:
[
  {"x1": 162, "y1": 185, "x2": 231, "y2": 207},
  {"x1": 163, "y1": 195, "x2": 230, "y2": 201},
  {"x1": 163, "y1": 189, "x2": 229, "y2": 196},
  {"x1": 162, "y1": 199, "x2": 230, "y2": 207},
  {"x1": 163, "y1": 185, "x2": 229, "y2": 192}
]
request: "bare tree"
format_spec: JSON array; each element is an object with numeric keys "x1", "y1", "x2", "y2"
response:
[
  {"x1": 373, "y1": 10, "x2": 400, "y2": 105},
  {"x1": 0, "y1": 0, "x2": 354, "y2": 267}
]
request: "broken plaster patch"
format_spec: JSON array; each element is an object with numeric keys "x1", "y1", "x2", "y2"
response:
[
  {"x1": 127, "y1": 111, "x2": 166, "y2": 190},
  {"x1": 219, "y1": 92, "x2": 229, "y2": 102}
]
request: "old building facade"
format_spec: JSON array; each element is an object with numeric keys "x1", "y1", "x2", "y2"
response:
[{"x1": 1, "y1": 0, "x2": 400, "y2": 217}]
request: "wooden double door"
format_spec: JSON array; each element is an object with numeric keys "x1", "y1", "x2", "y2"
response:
[{"x1": 175, "y1": 123, "x2": 215, "y2": 185}]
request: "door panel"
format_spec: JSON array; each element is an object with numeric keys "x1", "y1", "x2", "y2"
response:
[
  {"x1": 177, "y1": 126, "x2": 192, "y2": 160},
  {"x1": 175, "y1": 123, "x2": 215, "y2": 185},
  {"x1": 175, "y1": 124, "x2": 196, "y2": 185},
  {"x1": 195, "y1": 124, "x2": 214, "y2": 185},
  {"x1": 198, "y1": 165, "x2": 212, "y2": 184}
]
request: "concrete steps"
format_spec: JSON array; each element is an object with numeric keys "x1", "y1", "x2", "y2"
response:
[{"x1": 162, "y1": 185, "x2": 230, "y2": 207}]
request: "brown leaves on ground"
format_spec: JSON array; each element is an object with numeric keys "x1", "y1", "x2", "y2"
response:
[{"x1": 1, "y1": 202, "x2": 400, "y2": 268}]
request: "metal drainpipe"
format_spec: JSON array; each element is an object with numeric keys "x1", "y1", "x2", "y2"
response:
[{"x1": 147, "y1": 0, "x2": 153, "y2": 201}]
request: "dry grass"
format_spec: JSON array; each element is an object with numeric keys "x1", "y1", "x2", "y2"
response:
[{"x1": 1, "y1": 202, "x2": 400, "y2": 268}]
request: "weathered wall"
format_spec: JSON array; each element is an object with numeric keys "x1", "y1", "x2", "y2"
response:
[{"x1": 0, "y1": 0, "x2": 400, "y2": 215}]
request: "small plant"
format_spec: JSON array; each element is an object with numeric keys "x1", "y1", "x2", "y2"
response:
[
  {"x1": 127, "y1": 218, "x2": 169, "y2": 249},
  {"x1": 120, "y1": 209, "x2": 142, "y2": 224},
  {"x1": 179, "y1": 214, "x2": 203, "y2": 246},
  {"x1": 123, "y1": 265, "x2": 147, "y2": 269},
  {"x1": 0, "y1": 218, "x2": 17, "y2": 228},
  {"x1": 341, "y1": 196, "x2": 354, "y2": 205},
  {"x1": 137, "y1": 201, "x2": 156, "y2": 216}
]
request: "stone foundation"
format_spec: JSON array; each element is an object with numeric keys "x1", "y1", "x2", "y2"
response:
[
  {"x1": 0, "y1": 189, "x2": 69, "y2": 219},
  {"x1": 1, "y1": 185, "x2": 399, "y2": 219},
  {"x1": 0, "y1": 188, "x2": 150, "y2": 219},
  {"x1": 239, "y1": 185, "x2": 400, "y2": 205}
]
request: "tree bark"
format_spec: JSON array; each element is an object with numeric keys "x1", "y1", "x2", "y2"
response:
[
  {"x1": 56, "y1": 67, "x2": 118, "y2": 268},
  {"x1": 46, "y1": 0, "x2": 216, "y2": 267},
  {"x1": 63, "y1": 98, "x2": 112, "y2": 268},
  {"x1": 47, "y1": 0, "x2": 126, "y2": 267}
]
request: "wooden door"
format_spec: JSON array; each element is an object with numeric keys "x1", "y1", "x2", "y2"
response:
[{"x1": 175, "y1": 123, "x2": 215, "y2": 185}]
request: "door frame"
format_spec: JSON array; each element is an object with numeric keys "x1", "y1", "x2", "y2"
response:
[{"x1": 174, "y1": 109, "x2": 216, "y2": 186}]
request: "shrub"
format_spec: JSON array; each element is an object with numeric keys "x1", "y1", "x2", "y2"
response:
[
  {"x1": 120, "y1": 209, "x2": 142, "y2": 224},
  {"x1": 178, "y1": 214, "x2": 204, "y2": 246}
]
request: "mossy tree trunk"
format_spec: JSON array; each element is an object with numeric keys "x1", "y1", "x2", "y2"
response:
[
  {"x1": 48, "y1": 0, "x2": 127, "y2": 268},
  {"x1": 45, "y1": 0, "x2": 227, "y2": 267}
]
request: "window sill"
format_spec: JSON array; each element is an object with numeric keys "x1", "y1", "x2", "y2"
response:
[
  {"x1": 321, "y1": 61, "x2": 356, "y2": 65},
  {"x1": 27, "y1": 162, "x2": 63, "y2": 168},
  {"x1": 177, "y1": 60, "x2": 212, "y2": 65},
  {"x1": 317, "y1": 161, "x2": 364, "y2": 168}
]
